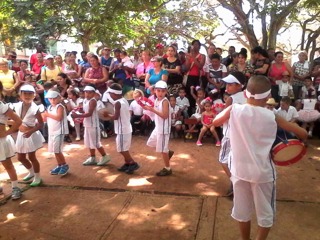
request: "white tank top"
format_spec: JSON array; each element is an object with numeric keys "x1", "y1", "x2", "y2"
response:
[
  {"x1": 229, "y1": 104, "x2": 277, "y2": 183},
  {"x1": 154, "y1": 98, "x2": 171, "y2": 134},
  {"x1": 14, "y1": 102, "x2": 39, "y2": 127},
  {"x1": 83, "y1": 98, "x2": 99, "y2": 128},
  {"x1": 0, "y1": 101, "x2": 9, "y2": 125},
  {"x1": 223, "y1": 91, "x2": 247, "y2": 136},
  {"x1": 114, "y1": 98, "x2": 132, "y2": 134},
  {"x1": 47, "y1": 103, "x2": 69, "y2": 135}
]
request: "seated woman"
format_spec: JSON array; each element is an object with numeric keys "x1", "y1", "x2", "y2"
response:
[{"x1": 145, "y1": 57, "x2": 168, "y2": 95}]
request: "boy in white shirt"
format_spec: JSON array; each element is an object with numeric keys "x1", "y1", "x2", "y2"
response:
[
  {"x1": 176, "y1": 87, "x2": 190, "y2": 119},
  {"x1": 213, "y1": 75, "x2": 307, "y2": 240},
  {"x1": 275, "y1": 96, "x2": 299, "y2": 122},
  {"x1": 278, "y1": 71, "x2": 293, "y2": 99}
]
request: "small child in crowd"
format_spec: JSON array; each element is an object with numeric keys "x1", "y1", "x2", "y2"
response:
[
  {"x1": 278, "y1": 71, "x2": 293, "y2": 99},
  {"x1": 72, "y1": 85, "x2": 111, "y2": 166},
  {"x1": 129, "y1": 89, "x2": 145, "y2": 135},
  {"x1": 15, "y1": 84, "x2": 45, "y2": 187},
  {"x1": 265, "y1": 98, "x2": 278, "y2": 113},
  {"x1": 300, "y1": 76, "x2": 316, "y2": 100},
  {"x1": 176, "y1": 87, "x2": 190, "y2": 119},
  {"x1": 212, "y1": 75, "x2": 307, "y2": 240},
  {"x1": 275, "y1": 96, "x2": 299, "y2": 122},
  {"x1": 169, "y1": 95, "x2": 182, "y2": 137},
  {"x1": 103, "y1": 83, "x2": 140, "y2": 174},
  {"x1": 143, "y1": 81, "x2": 174, "y2": 176},
  {"x1": 196, "y1": 98, "x2": 221, "y2": 147},
  {"x1": 66, "y1": 88, "x2": 83, "y2": 141},
  {"x1": 185, "y1": 86, "x2": 206, "y2": 139},
  {"x1": 42, "y1": 89, "x2": 70, "y2": 175}
]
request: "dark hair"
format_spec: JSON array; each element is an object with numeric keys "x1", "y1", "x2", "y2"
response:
[
  {"x1": 252, "y1": 46, "x2": 269, "y2": 58},
  {"x1": 230, "y1": 71, "x2": 247, "y2": 86},
  {"x1": 281, "y1": 96, "x2": 291, "y2": 104},
  {"x1": 191, "y1": 39, "x2": 201, "y2": 46},
  {"x1": 274, "y1": 51, "x2": 283, "y2": 58},
  {"x1": 109, "y1": 83, "x2": 122, "y2": 91},
  {"x1": 91, "y1": 55, "x2": 99, "y2": 61},
  {"x1": 210, "y1": 53, "x2": 221, "y2": 61},
  {"x1": 68, "y1": 89, "x2": 79, "y2": 97},
  {"x1": 81, "y1": 51, "x2": 87, "y2": 55},
  {"x1": 19, "y1": 60, "x2": 28, "y2": 65},
  {"x1": 168, "y1": 94, "x2": 176, "y2": 100},
  {"x1": 57, "y1": 73, "x2": 72, "y2": 85},
  {"x1": 178, "y1": 87, "x2": 186, "y2": 92},
  {"x1": 239, "y1": 48, "x2": 248, "y2": 58},
  {"x1": 43, "y1": 82, "x2": 54, "y2": 90},
  {"x1": 121, "y1": 51, "x2": 128, "y2": 56}
]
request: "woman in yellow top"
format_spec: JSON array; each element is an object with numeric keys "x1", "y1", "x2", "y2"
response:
[
  {"x1": 40, "y1": 54, "x2": 62, "y2": 83},
  {"x1": 0, "y1": 58, "x2": 20, "y2": 103}
]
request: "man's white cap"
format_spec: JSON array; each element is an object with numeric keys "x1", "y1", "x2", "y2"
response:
[
  {"x1": 222, "y1": 74, "x2": 241, "y2": 85},
  {"x1": 154, "y1": 80, "x2": 167, "y2": 89},
  {"x1": 45, "y1": 90, "x2": 60, "y2": 98},
  {"x1": 44, "y1": 54, "x2": 54, "y2": 60},
  {"x1": 83, "y1": 86, "x2": 96, "y2": 91},
  {"x1": 20, "y1": 84, "x2": 35, "y2": 93}
]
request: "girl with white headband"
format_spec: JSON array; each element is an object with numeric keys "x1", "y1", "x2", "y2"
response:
[
  {"x1": 213, "y1": 75, "x2": 307, "y2": 240},
  {"x1": 71, "y1": 85, "x2": 111, "y2": 166}
]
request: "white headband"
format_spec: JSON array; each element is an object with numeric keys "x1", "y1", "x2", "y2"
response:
[
  {"x1": 107, "y1": 88, "x2": 122, "y2": 95},
  {"x1": 83, "y1": 86, "x2": 96, "y2": 91},
  {"x1": 245, "y1": 89, "x2": 271, "y2": 100}
]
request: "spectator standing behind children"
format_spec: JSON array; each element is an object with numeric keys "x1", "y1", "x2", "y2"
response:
[
  {"x1": 72, "y1": 85, "x2": 111, "y2": 166},
  {"x1": 15, "y1": 84, "x2": 45, "y2": 187},
  {"x1": 275, "y1": 97, "x2": 299, "y2": 122},
  {"x1": 103, "y1": 83, "x2": 140, "y2": 174},
  {"x1": 218, "y1": 72, "x2": 247, "y2": 197},
  {"x1": 212, "y1": 75, "x2": 308, "y2": 240},
  {"x1": 0, "y1": 83, "x2": 23, "y2": 199},
  {"x1": 42, "y1": 89, "x2": 69, "y2": 175},
  {"x1": 297, "y1": 88, "x2": 320, "y2": 137},
  {"x1": 176, "y1": 87, "x2": 190, "y2": 119},
  {"x1": 196, "y1": 98, "x2": 221, "y2": 147},
  {"x1": 300, "y1": 76, "x2": 316, "y2": 100},
  {"x1": 143, "y1": 81, "x2": 174, "y2": 176}
]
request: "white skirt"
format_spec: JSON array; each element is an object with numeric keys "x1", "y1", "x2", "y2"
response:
[
  {"x1": 0, "y1": 135, "x2": 16, "y2": 161},
  {"x1": 297, "y1": 110, "x2": 320, "y2": 123},
  {"x1": 16, "y1": 130, "x2": 45, "y2": 153}
]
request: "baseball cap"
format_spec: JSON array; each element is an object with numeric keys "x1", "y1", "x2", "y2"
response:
[
  {"x1": 20, "y1": 84, "x2": 36, "y2": 93},
  {"x1": 154, "y1": 81, "x2": 167, "y2": 89},
  {"x1": 222, "y1": 72, "x2": 246, "y2": 85},
  {"x1": 156, "y1": 43, "x2": 164, "y2": 49},
  {"x1": 44, "y1": 54, "x2": 54, "y2": 60},
  {"x1": 178, "y1": 48, "x2": 186, "y2": 53},
  {"x1": 45, "y1": 90, "x2": 60, "y2": 98}
]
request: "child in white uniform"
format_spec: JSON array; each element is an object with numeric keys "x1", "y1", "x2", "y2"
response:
[
  {"x1": 143, "y1": 81, "x2": 174, "y2": 176},
  {"x1": 104, "y1": 83, "x2": 139, "y2": 174},
  {"x1": 213, "y1": 75, "x2": 307, "y2": 240},
  {"x1": 15, "y1": 84, "x2": 45, "y2": 186},
  {"x1": 42, "y1": 89, "x2": 70, "y2": 175},
  {"x1": 219, "y1": 72, "x2": 247, "y2": 197},
  {"x1": 72, "y1": 85, "x2": 111, "y2": 166},
  {"x1": 0, "y1": 91, "x2": 23, "y2": 199}
]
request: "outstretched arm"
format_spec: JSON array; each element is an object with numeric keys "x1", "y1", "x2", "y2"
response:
[
  {"x1": 275, "y1": 115, "x2": 308, "y2": 141},
  {"x1": 212, "y1": 105, "x2": 232, "y2": 127}
]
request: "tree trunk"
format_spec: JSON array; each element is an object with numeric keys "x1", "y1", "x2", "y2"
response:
[{"x1": 81, "y1": 36, "x2": 90, "y2": 52}]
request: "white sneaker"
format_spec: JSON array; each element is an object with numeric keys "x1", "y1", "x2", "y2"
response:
[
  {"x1": 97, "y1": 155, "x2": 111, "y2": 166},
  {"x1": 101, "y1": 131, "x2": 108, "y2": 138},
  {"x1": 83, "y1": 157, "x2": 97, "y2": 166},
  {"x1": 75, "y1": 137, "x2": 81, "y2": 141}
]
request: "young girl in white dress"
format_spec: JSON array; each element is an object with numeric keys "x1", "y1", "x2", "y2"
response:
[
  {"x1": 297, "y1": 88, "x2": 320, "y2": 137},
  {"x1": 0, "y1": 82, "x2": 23, "y2": 199},
  {"x1": 15, "y1": 84, "x2": 45, "y2": 187}
]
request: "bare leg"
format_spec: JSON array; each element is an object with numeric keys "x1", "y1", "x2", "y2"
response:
[
  {"x1": 210, "y1": 126, "x2": 220, "y2": 142},
  {"x1": 28, "y1": 152, "x2": 40, "y2": 173},
  {"x1": 197, "y1": 126, "x2": 208, "y2": 142},
  {"x1": 17, "y1": 153, "x2": 32, "y2": 169},
  {"x1": 162, "y1": 152, "x2": 170, "y2": 168},
  {"x1": 89, "y1": 148, "x2": 96, "y2": 157},
  {"x1": 255, "y1": 226, "x2": 271, "y2": 240},
  {"x1": 221, "y1": 163, "x2": 231, "y2": 177},
  {"x1": 239, "y1": 221, "x2": 251, "y2": 240},
  {"x1": 120, "y1": 151, "x2": 134, "y2": 163},
  {"x1": 1, "y1": 158, "x2": 18, "y2": 181},
  {"x1": 55, "y1": 153, "x2": 67, "y2": 165},
  {"x1": 97, "y1": 147, "x2": 106, "y2": 156}
]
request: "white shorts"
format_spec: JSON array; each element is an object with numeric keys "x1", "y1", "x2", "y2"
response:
[
  {"x1": 116, "y1": 133, "x2": 132, "y2": 152},
  {"x1": 219, "y1": 137, "x2": 230, "y2": 164},
  {"x1": 0, "y1": 136, "x2": 16, "y2": 161},
  {"x1": 48, "y1": 134, "x2": 65, "y2": 154},
  {"x1": 84, "y1": 127, "x2": 102, "y2": 149},
  {"x1": 147, "y1": 129, "x2": 169, "y2": 153},
  {"x1": 231, "y1": 176, "x2": 276, "y2": 228},
  {"x1": 16, "y1": 130, "x2": 45, "y2": 153}
]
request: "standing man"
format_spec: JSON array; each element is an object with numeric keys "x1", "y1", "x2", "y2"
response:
[
  {"x1": 222, "y1": 46, "x2": 236, "y2": 68},
  {"x1": 29, "y1": 43, "x2": 46, "y2": 69}
]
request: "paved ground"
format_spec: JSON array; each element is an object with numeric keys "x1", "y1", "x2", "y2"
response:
[{"x1": 0, "y1": 136, "x2": 319, "y2": 240}]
